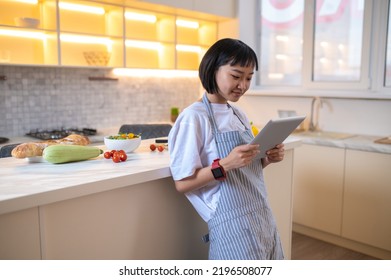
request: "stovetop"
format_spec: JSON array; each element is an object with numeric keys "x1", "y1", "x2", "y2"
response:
[{"x1": 26, "y1": 128, "x2": 97, "y2": 140}]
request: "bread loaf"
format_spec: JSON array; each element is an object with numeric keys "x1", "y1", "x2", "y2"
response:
[{"x1": 11, "y1": 134, "x2": 91, "y2": 159}]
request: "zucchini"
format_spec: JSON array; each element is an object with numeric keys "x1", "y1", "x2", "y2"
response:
[{"x1": 43, "y1": 145, "x2": 103, "y2": 164}]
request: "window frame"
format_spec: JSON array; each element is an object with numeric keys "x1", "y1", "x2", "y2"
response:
[{"x1": 242, "y1": 0, "x2": 391, "y2": 99}]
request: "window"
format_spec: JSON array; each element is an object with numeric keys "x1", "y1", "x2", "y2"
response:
[
  {"x1": 253, "y1": 0, "x2": 390, "y2": 96},
  {"x1": 313, "y1": 0, "x2": 365, "y2": 82},
  {"x1": 260, "y1": 0, "x2": 304, "y2": 86},
  {"x1": 385, "y1": 2, "x2": 391, "y2": 87}
]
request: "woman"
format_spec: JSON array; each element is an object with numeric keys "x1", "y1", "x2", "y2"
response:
[{"x1": 168, "y1": 38, "x2": 285, "y2": 260}]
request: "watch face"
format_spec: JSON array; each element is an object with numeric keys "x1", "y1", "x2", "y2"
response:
[{"x1": 212, "y1": 167, "x2": 224, "y2": 178}]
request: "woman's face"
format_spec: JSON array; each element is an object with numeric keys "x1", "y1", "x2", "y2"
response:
[{"x1": 210, "y1": 63, "x2": 255, "y2": 104}]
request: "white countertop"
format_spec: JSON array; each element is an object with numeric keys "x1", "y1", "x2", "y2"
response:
[
  {"x1": 294, "y1": 133, "x2": 391, "y2": 154},
  {"x1": 0, "y1": 137, "x2": 302, "y2": 216}
]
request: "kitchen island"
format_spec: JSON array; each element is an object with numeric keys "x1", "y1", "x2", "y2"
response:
[{"x1": 0, "y1": 138, "x2": 301, "y2": 260}]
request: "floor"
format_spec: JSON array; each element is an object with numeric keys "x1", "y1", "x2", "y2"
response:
[{"x1": 291, "y1": 232, "x2": 379, "y2": 260}]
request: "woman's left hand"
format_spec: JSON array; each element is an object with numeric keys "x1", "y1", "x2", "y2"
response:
[{"x1": 262, "y1": 144, "x2": 285, "y2": 167}]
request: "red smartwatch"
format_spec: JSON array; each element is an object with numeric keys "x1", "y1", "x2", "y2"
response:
[{"x1": 211, "y1": 159, "x2": 227, "y2": 181}]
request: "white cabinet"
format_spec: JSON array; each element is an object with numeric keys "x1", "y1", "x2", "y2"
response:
[
  {"x1": 264, "y1": 149, "x2": 294, "y2": 259},
  {"x1": 342, "y1": 150, "x2": 391, "y2": 251},
  {"x1": 0, "y1": 208, "x2": 41, "y2": 260},
  {"x1": 293, "y1": 143, "x2": 391, "y2": 258},
  {"x1": 293, "y1": 144, "x2": 345, "y2": 235}
]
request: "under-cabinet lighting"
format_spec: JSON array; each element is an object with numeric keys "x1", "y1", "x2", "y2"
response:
[
  {"x1": 176, "y1": 44, "x2": 201, "y2": 53},
  {"x1": 125, "y1": 40, "x2": 163, "y2": 51},
  {"x1": 59, "y1": 2, "x2": 105, "y2": 15},
  {"x1": 16, "y1": 0, "x2": 38, "y2": 4},
  {"x1": 125, "y1": 12, "x2": 156, "y2": 23},
  {"x1": 176, "y1": 19, "x2": 199, "y2": 29},
  {"x1": 60, "y1": 34, "x2": 112, "y2": 45},
  {"x1": 60, "y1": 34, "x2": 112, "y2": 51},
  {"x1": 0, "y1": 29, "x2": 47, "y2": 40},
  {"x1": 113, "y1": 68, "x2": 198, "y2": 78}
]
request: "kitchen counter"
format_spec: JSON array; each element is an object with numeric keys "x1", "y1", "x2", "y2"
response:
[
  {"x1": 0, "y1": 140, "x2": 169, "y2": 215},
  {"x1": 0, "y1": 137, "x2": 302, "y2": 260},
  {"x1": 293, "y1": 132, "x2": 391, "y2": 154},
  {"x1": 0, "y1": 137, "x2": 301, "y2": 215}
]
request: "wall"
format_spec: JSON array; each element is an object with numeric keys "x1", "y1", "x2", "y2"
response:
[
  {"x1": 0, "y1": 66, "x2": 200, "y2": 137},
  {"x1": 237, "y1": 95, "x2": 391, "y2": 136}
]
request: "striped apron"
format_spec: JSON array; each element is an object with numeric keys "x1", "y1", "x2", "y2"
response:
[{"x1": 202, "y1": 94, "x2": 284, "y2": 260}]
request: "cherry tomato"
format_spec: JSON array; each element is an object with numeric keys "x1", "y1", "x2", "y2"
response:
[
  {"x1": 120, "y1": 153, "x2": 127, "y2": 162},
  {"x1": 112, "y1": 152, "x2": 121, "y2": 163},
  {"x1": 157, "y1": 145, "x2": 164, "y2": 152},
  {"x1": 110, "y1": 150, "x2": 117, "y2": 157},
  {"x1": 104, "y1": 151, "x2": 112, "y2": 159},
  {"x1": 150, "y1": 144, "x2": 156, "y2": 151}
]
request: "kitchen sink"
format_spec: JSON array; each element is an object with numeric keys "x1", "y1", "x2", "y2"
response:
[{"x1": 297, "y1": 131, "x2": 356, "y2": 140}]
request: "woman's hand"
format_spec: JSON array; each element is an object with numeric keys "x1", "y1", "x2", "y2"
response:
[
  {"x1": 219, "y1": 144, "x2": 260, "y2": 171},
  {"x1": 262, "y1": 144, "x2": 285, "y2": 168}
]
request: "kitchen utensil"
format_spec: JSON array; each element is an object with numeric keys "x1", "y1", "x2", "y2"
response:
[
  {"x1": 14, "y1": 17, "x2": 40, "y2": 28},
  {"x1": 83, "y1": 51, "x2": 111, "y2": 66}
]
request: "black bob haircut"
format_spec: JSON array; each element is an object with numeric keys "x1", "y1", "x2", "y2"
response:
[{"x1": 199, "y1": 38, "x2": 259, "y2": 94}]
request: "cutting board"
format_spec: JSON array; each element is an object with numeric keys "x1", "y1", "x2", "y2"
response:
[{"x1": 374, "y1": 137, "x2": 391, "y2": 145}]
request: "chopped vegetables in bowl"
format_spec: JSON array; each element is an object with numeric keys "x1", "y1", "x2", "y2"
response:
[{"x1": 104, "y1": 133, "x2": 141, "y2": 153}]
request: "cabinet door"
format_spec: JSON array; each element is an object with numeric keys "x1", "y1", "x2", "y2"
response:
[
  {"x1": 0, "y1": 0, "x2": 58, "y2": 65},
  {"x1": 342, "y1": 150, "x2": 391, "y2": 251},
  {"x1": 264, "y1": 149, "x2": 294, "y2": 259},
  {"x1": 293, "y1": 144, "x2": 345, "y2": 235},
  {"x1": 0, "y1": 208, "x2": 41, "y2": 260}
]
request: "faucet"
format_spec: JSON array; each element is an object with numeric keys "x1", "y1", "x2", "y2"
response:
[{"x1": 309, "y1": 96, "x2": 324, "y2": 131}]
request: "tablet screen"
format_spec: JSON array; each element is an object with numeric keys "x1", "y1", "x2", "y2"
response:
[{"x1": 250, "y1": 115, "x2": 305, "y2": 158}]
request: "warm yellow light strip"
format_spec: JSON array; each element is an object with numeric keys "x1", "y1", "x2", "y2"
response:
[
  {"x1": 125, "y1": 40, "x2": 163, "y2": 51},
  {"x1": 15, "y1": 0, "x2": 38, "y2": 4},
  {"x1": 60, "y1": 34, "x2": 112, "y2": 45},
  {"x1": 113, "y1": 68, "x2": 198, "y2": 78},
  {"x1": 59, "y1": 2, "x2": 105, "y2": 15},
  {"x1": 176, "y1": 44, "x2": 201, "y2": 53},
  {"x1": 125, "y1": 12, "x2": 157, "y2": 23},
  {"x1": 0, "y1": 29, "x2": 46, "y2": 40},
  {"x1": 176, "y1": 19, "x2": 199, "y2": 29}
]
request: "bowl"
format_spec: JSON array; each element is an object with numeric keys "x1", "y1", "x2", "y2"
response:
[
  {"x1": 104, "y1": 136, "x2": 141, "y2": 153},
  {"x1": 83, "y1": 51, "x2": 111, "y2": 66},
  {"x1": 14, "y1": 17, "x2": 40, "y2": 28}
]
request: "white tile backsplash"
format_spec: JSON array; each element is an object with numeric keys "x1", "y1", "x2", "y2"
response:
[{"x1": 0, "y1": 66, "x2": 200, "y2": 137}]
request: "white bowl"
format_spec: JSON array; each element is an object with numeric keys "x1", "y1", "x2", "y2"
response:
[
  {"x1": 14, "y1": 17, "x2": 40, "y2": 28},
  {"x1": 104, "y1": 136, "x2": 141, "y2": 153}
]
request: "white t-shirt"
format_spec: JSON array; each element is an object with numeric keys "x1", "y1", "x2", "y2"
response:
[{"x1": 168, "y1": 100, "x2": 251, "y2": 222}]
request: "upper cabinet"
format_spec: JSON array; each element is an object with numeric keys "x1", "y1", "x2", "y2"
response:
[
  {"x1": 0, "y1": 0, "x2": 58, "y2": 65},
  {"x1": 58, "y1": 0, "x2": 124, "y2": 67},
  {"x1": 0, "y1": 0, "x2": 221, "y2": 70}
]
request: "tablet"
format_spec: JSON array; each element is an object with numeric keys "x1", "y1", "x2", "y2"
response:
[{"x1": 250, "y1": 115, "x2": 306, "y2": 159}]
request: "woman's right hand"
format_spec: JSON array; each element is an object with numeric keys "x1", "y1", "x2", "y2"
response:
[{"x1": 219, "y1": 144, "x2": 260, "y2": 171}]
